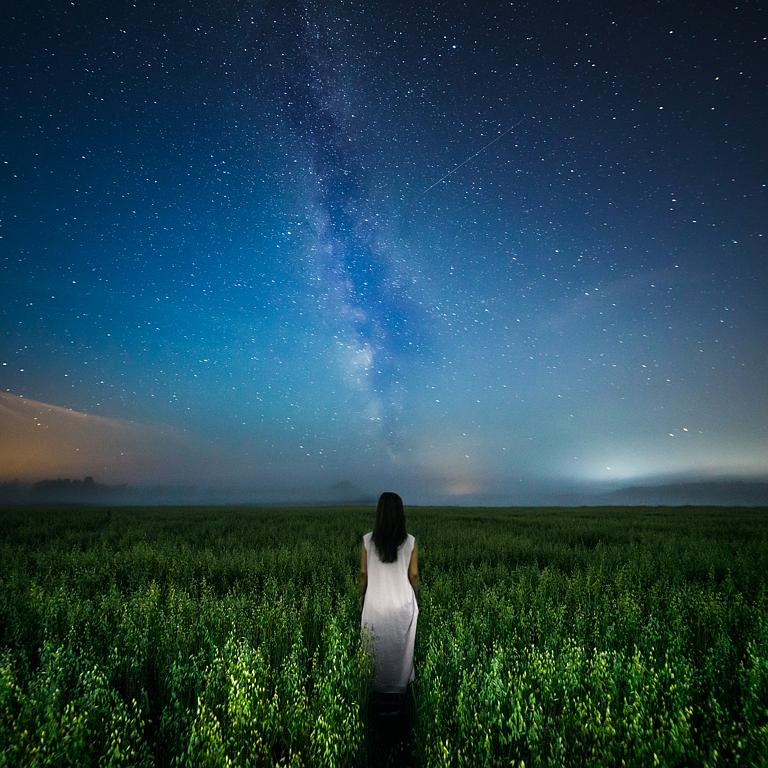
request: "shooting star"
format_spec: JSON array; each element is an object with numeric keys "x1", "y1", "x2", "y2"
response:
[{"x1": 423, "y1": 117, "x2": 526, "y2": 194}]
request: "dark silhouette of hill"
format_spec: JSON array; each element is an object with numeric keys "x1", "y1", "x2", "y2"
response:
[{"x1": 603, "y1": 479, "x2": 768, "y2": 506}]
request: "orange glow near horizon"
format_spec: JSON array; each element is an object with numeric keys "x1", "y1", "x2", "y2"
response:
[{"x1": 0, "y1": 392, "x2": 182, "y2": 483}]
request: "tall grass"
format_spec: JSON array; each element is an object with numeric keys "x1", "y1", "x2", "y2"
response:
[{"x1": 0, "y1": 505, "x2": 766, "y2": 765}]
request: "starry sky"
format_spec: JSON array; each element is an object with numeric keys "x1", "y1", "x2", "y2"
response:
[{"x1": 1, "y1": 1, "x2": 767, "y2": 504}]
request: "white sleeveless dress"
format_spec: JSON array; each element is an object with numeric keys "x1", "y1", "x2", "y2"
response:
[{"x1": 361, "y1": 531, "x2": 419, "y2": 693}]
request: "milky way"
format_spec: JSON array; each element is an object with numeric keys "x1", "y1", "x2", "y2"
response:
[
  {"x1": 283, "y1": 7, "x2": 423, "y2": 450},
  {"x1": 1, "y1": 1, "x2": 766, "y2": 503}
]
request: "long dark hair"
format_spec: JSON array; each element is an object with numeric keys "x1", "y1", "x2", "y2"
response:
[{"x1": 372, "y1": 491, "x2": 407, "y2": 563}]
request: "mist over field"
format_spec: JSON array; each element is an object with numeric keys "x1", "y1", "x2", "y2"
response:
[{"x1": 3, "y1": 472, "x2": 768, "y2": 508}]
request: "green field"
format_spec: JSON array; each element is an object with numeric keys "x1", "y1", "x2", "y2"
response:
[{"x1": 0, "y1": 505, "x2": 767, "y2": 766}]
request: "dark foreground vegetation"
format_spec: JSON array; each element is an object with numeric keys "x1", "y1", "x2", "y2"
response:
[{"x1": 0, "y1": 505, "x2": 766, "y2": 766}]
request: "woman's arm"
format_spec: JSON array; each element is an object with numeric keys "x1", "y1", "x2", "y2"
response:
[
  {"x1": 408, "y1": 541, "x2": 420, "y2": 597},
  {"x1": 359, "y1": 543, "x2": 367, "y2": 607}
]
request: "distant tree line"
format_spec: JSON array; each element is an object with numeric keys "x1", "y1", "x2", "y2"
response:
[{"x1": 0, "y1": 477, "x2": 129, "y2": 505}]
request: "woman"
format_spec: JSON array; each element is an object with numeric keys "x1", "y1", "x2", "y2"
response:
[{"x1": 359, "y1": 491, "x2": 420, "y2": 693}]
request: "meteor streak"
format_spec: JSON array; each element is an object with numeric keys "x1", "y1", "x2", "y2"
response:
[{"x1": 423, "y1": 117, "x2": 525, "y2": 194}]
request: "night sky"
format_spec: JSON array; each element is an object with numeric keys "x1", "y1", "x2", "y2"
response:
[{"x1": 2, "y1": 1, "x2": 766, "y2": 504}]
